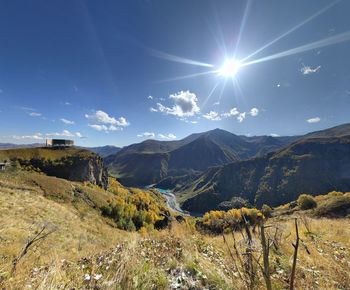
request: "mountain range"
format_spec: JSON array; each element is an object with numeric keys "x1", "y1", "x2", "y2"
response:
[
  {"x1": 3, "y1": 123, "x2": 350, "y2": 213},
  {"x1": 105, "y1": 123, "x2": 350, "y2": 212},
  {"x1": 178, "y1": 134, "x2": 350, "y2": 213},
  {"x1": 104, "y1": 129, "x2": 298, "y2": 186}
]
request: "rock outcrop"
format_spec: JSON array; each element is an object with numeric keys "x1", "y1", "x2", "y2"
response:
[
  {"x1": 0, "y1": 147, "x2": 109, "y2": 189},
  {"x1": 61, "y1": 154, "x2": 109, "y2": 189}
]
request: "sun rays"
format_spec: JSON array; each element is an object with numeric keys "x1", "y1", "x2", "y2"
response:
[
  {"x1": 241, "y1": 30, "x2": 350, "y2": 67},
  {"x1": 149, "y1": 0, "x2": 349, "y2": 106},
  {"x1": 240, "y1": 0, "x2": 341, "y2": 63}
]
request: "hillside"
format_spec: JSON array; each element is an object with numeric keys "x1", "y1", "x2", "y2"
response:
[
  {"x1": 1, "y1": 168, "x2": 350, "y2": 289},
  {"x1": 86, "y1": 145, "x2": 121, "y2": 157},
  {"x1": 105, "y1": 128, "x2": 293, "y2": 186},
  {"x1": 0, "y1": 147, "x2": 108, "y2": 188},
  {"x1": 304, "y1": 123, "x2": 350, "y2": 138},
  {"x1": 106, "y1": 123, "x2": 350, "y2": 188},
  {"x1": 178, "y1": 135, "x2": 350, "y2": 213}
]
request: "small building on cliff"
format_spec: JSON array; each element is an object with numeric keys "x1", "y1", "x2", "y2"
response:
[{"x1": 46, "y1": 139, "x2": 74, "y2": 148}]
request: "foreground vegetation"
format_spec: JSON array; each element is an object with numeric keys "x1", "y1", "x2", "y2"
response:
[{"x1": 1, "y1": 168, "x2": 350, "y2": 289}]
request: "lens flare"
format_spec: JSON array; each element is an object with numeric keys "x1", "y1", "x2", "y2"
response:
[{"x1": 218, "y1": 59, "x2": 241, "y2": 77}]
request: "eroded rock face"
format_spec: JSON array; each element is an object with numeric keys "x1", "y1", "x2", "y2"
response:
[
  {"x1": 67, "y1": 155, "x2": 109, "y2": 189},
  {"x1": 13, "y1": 149, "x2": 109, "y2": 189}
]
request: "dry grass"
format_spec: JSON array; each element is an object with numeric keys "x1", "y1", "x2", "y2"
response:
[
  {"x1": 0, "y1": 171, "x2": 131, "y2": 288},
  {"x1": 0, "y1": 147, "x2": 95, "y2": 161},
  {"x1": 1, "y1": 171, "x2": 350, "y2": 289}
]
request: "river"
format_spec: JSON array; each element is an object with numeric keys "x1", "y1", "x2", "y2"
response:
[
  {"x1": 145, "y1": 185, "x2": 203, "y2": 216},
  {"x1": 156, "y1": 188, "x2": 189, "y2": 215}
]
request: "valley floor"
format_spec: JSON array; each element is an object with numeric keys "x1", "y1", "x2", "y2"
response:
[{"x1": 1, "y1": 172, "x2": 350, "y2": 289}]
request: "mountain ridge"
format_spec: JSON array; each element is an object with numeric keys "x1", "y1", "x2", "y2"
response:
[
  {"x1": 179, "y1": 132, "x2": 350, "y2": 213},
  {"x1": 105, "y1": 127, "x2": 301, "y2": 186}
]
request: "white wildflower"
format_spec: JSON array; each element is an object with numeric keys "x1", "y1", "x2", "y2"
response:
[{"x1": 93, "y1": 274, "x2": 103, "y2": 281}]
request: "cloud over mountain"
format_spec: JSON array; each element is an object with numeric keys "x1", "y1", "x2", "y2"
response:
[
  {"x1": 307, "y1": 117, "x2": 321, "y2": 123},
  {"x1": 85, "y1": 110, "x2": 129, "y2": 132},
  {"x1": 137, "y1": 132, "x2": 155, "y2": 138},
  {"x1": 203, "y1": 111, "x2": 221, "y2": 121},
  {"x1": 203, "y1": 107, "x2": 258, "y2": 123},
  {"x1": 153, "y1": 91, "x2": 200, "y2": 118}
]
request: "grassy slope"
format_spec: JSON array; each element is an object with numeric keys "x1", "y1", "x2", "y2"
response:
[
  {"x1": 0, "y1": 169, "x2": 349, "y2": 289},
  {"x1": 0, "y1": 170, "x2": 129, "y2": 281},
  {"x1": 0, "y1": 147, "x2": 95, "y2": 161}
]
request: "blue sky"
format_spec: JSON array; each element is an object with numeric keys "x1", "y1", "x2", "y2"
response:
[{"x1": 0, "y1": 0, "x2": 350, "y2": 147}]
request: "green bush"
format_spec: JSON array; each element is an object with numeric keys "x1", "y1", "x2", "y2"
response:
[
  {"x1": 297, "y1": 194, "x2": 317, "y2": 210},
  {"x1": 261, "y1": 204, "x2": 273, "y2": 218}
]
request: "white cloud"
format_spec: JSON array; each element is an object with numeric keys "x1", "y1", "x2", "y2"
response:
[
  {"x1": 88, "y1": 124, "x2": 107, "y2": 131},
  {"x1": 85, "y1": 110, "x2": 129, "y2": 126},
  {"x1": 307, "y1": 117, "x2": 321, "y2": 123},
  {"x1": 64, "y1": 102, "x2": 71, "y2": 106},
  {"x1": 301, "y1": 64, "x2": 321, "y2": 75},
  {"x1": 147, "y1": 95, "x2": 153, "y2": 100},
  {"x1": 115, "y1": 117, "x2": 129, "y2": 127},
  {"x1": 237, "y1": 112, "x2": 246, "y2": 123},
  {"x1": 12, "y1": 133, "x2": 44, "y2": 140},
  {"x1": 85, "y1": 110, "x2": 116, "y2": 124},
  {"x1": 158, "y1": 133, "x2": 177, "y2": 140},
  {"x1": 137, "y1": 132, "x2": 155, "y2": 138},
  {"x1": 150, "y1": 107, "x2": 158, "y2": 112},
  {"x1": 11, "y1": 130, "x2": 82, "y2": 140},
  {"x1": 46, "y1": 130, "x2": 81, "y2": 138},
  {"x1": 213, "y1": 101, "x2": 220, "y2": 106},
  {"x1": 270, "y1": 133, "x2": 280, "y2": 137},
  {"x1": 222, "y1": 107, "x2": 239, "y2": 118},
  {"x1": 137, "y1": 132, "x2": 177, "y2": 139},
  {"x1": 249, "y1": 108, "x2": 259, "y2": 117},
  {"x1": 203, "y1": 107, "x2": 257, "y2": 123},
  {"x1": 88, "y1": 124, "x2": 122, "y2": 132},
  {"x1": 223, "y1": 107, "x2": 257, "y2": 122},
  {"x1": 29, "y1": 112, "x2": 42, "y2": 117},
  {"x1": 156, "y1": 91, "x2": 200, "y2": 118},
  {"x1": 183, "y1": 119, "x2": 199, "y2": 124},
  {"x1": 203, "y1": 111, "x2": 221, "y2": 121},
  {"x1": 60, "y1": 118, "x2": 75, "y2": 125},
  {"x1": 85, "y1": 110, "x2": 129, "y2": 132}
]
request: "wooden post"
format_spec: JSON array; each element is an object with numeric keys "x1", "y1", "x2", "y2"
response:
[
  {"x1": 289, "y1": 218, "x2": 299, "y2": 290},
  {"x1": 260, "y1": 223, "x2": 272, "y2": 290}
]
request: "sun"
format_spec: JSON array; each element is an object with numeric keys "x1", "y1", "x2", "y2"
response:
[{"x1": 218, "y1": 58, "x2": 241, "y2": 77}]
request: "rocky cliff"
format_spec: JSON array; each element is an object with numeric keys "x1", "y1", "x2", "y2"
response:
[{"x1": 0, "y1": 147, "x2": 108, "y2": 189}]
